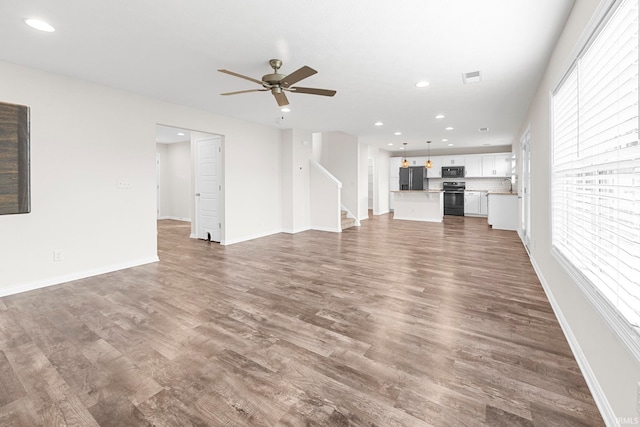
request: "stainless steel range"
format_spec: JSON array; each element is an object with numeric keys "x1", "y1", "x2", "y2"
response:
[{"x1": 443, "y1": 181, "x2": 466, "y2": 216}]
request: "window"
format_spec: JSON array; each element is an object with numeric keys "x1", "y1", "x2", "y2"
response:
[{"x1": 551, "y1": 0, "x2": 640, "y2": 358}]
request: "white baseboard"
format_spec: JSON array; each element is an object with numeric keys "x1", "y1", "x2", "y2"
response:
[
  {"x1": 0, "y1": 256, "x2": 160, "y2": 298},
  {"x1": 528, "y1": 255, "x2": 617, "y2": 426},
  {"x1": 309, "y1": 226, "x2": 342, "y2": 233},
  {"x1": 282, "y1": 226, "x2": 312, "y2": 234},
  {"x1": 158, "y1": 216, "x2": 191, "y2": 222},
  {"x1": 221, "y1": 229, "x2": 282, "y2": 246}
]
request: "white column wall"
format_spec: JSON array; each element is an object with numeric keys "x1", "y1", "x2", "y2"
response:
[
  {"x1": 358, "y1": 142, "x2": 369, "y2": 221},
  {"x1": 318, "y1": 131, "x2": 358, "y2": 217},
  {"x1": 281, "y1": 128, "x2": 312, "y2": 234},
  {"x1": 368, "y1": 146, "x2": 390, "y2": 215}
]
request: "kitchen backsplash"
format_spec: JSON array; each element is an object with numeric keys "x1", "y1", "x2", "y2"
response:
[{"x1": 428, "y1": 177, "x2": 513, "y2": 192}]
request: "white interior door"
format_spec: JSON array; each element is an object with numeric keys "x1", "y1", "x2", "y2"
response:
[
  {"x1": 195, "y1": 137, "x2": 221, "y2": 242},
  {"x1": 520, "y1": 129, "x2": 531, "y2": 250}
]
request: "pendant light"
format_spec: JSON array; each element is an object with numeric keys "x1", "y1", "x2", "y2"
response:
[
  {"x1": 425, "y1": 140, "x2": 433, "y2": 169},
  {"x1": 401, "y1": 143, "x2": 409, "y2": 168}
]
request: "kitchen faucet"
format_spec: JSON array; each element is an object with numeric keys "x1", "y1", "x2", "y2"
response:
[{"x1": 502, "y1": 178, "x2": 513, "y2": 193}]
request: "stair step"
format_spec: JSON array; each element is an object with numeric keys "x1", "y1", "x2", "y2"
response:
[{"x1": 341, "y1": 217, "x2": 356, "y2": 230}]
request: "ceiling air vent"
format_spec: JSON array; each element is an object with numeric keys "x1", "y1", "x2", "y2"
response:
[
  {"x1": 462, "y1": 70, "x2": 482, "y2": 84},
  {"x1": 479, "y1": 127, "x2": 489, "y2": 132}
]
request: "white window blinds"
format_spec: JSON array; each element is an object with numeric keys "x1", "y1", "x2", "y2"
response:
[{"x1": 552, "y1": 0, "x2": 640, "y2": 330}]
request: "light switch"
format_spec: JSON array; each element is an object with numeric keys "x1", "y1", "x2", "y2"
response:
[{"x1": 117, "y1": 178, "x2": 132, "y2": 189}]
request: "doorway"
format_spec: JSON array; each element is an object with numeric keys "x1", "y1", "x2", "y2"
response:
[
  {"x1": 520, "y1": 128, "x2": 531, "y2": 250},
  {"x1": 155, "y1": 125, "x2": 223, "y2": 243}
]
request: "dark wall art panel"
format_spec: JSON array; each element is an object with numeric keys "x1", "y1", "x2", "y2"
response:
[{"x1": 0, "y1": 101, "x2": 30, "y2": 215}]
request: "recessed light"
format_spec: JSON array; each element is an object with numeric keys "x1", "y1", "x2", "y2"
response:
[
  {"x1": 387, "y1": 143, "x2": 394, "y2": 146},
  {"x1": 435, "y1": 114, "x2": 445, "y2": 119},
  {"x1": 442, "y1": 139, "x2": 448, "y2": 142},
  {"x1": 399, "y1": 146, "x2": 405, "y2": 150},
  {"x1": 25, "y1": 18, "x2": 55, "y2": 32},
  {"x1": 448, "y1": 143, "x2": 454, "y2": 147},
  {"x1": 374, "y1": 121, "x2": 383, "y2": 126},
  {"x1": 394, "y1": 132, "x2": 402, "y2": 136},
  {"x1": 415, "y1": 81, "x2": 430, "y2": 88},
  {"x1": 445, "y1": 127, "x2": 454, "y2": 131},
  {"x1": 177, "y1": 132, "x2": 185, "y2": 136},
  {"x1": 281, "y1": 107, "x2": 291, "y2": 113}
]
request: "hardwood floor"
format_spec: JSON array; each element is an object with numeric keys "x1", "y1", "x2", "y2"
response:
[{"x1": 0, "y1": 214, "x2": 604, "y2": 426}]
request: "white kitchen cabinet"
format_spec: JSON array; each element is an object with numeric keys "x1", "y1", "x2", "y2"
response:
[
  {"x1": 406, "y1": 157, "x2": 427, "y2": 167},
  {"x1": 482, "y1": 154, "x2": 512, "y2": 177},
  {"x1": 441, "y1": 155, "x2": 464, "y2": 166},
  {"x1": 464, "y1": 191, "x2": 482, "y2": 216},
  {"x1": 425, "y1": 156, "x2": 442, "y2": 178},
  {"x1": 464, "y1": 156, "x2": 483, "y2": 177},
  {"x1": 487, "y1": 193, "x2": 518, "y2": 230}
]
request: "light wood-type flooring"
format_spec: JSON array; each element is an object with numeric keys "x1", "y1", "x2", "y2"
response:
[{"x1": 0, "y1": 214, "x2": 604, "y2": 426}]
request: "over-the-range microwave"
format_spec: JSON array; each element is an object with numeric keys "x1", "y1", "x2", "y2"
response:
[{"x1": 442, "y1": 166, "x2": 465, "y2": 178}]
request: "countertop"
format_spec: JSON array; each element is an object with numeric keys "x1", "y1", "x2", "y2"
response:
[{"x1": 487, "y1": 191, "x2": 517, "y2": 195}]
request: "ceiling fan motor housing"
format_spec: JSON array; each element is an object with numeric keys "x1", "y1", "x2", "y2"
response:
[{"x1": 262, "y1": 73, "x2": 286, "y2": 87}]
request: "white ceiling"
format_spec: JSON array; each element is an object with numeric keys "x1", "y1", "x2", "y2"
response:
[{"x1": 1, "y1": 0, "x2": 575, "y2": 155}]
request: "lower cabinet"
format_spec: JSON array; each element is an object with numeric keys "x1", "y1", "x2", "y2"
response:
[
  {"x1": 464, "y1": 191, "x2": 487, "y2": 217},
  {"x1": 487, "y1": 194, "x2": 518, "y2": 230}
]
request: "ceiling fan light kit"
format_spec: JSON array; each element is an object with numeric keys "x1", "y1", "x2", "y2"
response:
[{"x1": 218, "y1": 59, "x2": 336, "y2": 107}]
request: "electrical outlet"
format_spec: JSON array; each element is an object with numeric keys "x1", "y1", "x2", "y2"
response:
[{"x1": 53, "y1": 250, "x2": 63, "y2": 262}]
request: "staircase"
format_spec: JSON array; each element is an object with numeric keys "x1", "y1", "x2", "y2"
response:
[{"x1": 341, "y1": 210, "x2": 355, "y2": 231}]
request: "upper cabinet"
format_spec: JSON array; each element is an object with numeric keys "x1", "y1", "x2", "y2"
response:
[
  {"x1": 425, "y1": 156, "x2": 442, "y2": 178},
  {"x1": 482, "y1": 153, "x2": 512, "y2": 177},
  {"x1": 464, "y1": 156, "x2": 483, "y2": 177},
  {"x1": 406, "y1": 157, "x2": 427, "y2": 168},
  {"x1": 391, "y1": 153, "x2": 513, "y2": 179},
  {"x1": 440, "y1": 155, "x2": 464, "y2": 166}
]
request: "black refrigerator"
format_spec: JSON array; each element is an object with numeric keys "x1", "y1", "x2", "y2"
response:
[{"x1": 399, "y1": 166, "x2": 425, "y2": 190}]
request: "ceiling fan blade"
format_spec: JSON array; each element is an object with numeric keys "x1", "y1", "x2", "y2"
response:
[
  {"x1": 221, "y1": 89, "x2": 268, "y2": 96},
  {"x1": 272, "y1": 89, "x2": 289, "y2": 106},
  {"x1": 291, "y1": 87, "x2": 337, "y2": 97},
  {"x1": 218, "y1": 69, "x2": 264, "y2": 86},
  {"x1": 280, "y1": 66, "x2": 317, "y2": 88}
]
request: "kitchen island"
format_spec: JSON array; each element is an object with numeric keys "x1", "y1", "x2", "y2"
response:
[
  {"x1": 487, "y1": 192, "x2": 518, "y2": 230},
  {"x1": 391, "y1": 190, "x2": 443, "y2": 222}
]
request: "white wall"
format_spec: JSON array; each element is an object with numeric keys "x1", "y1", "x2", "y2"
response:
[
  {"x1": 358, "y1": 142, "x2": 369, "y2": 221},
  {"x1": 156, "y1": 143, "x2": 170, "y2": 217},
  {"x1": 281, "y1": 129, "x2": 313, "y2": 234},
  {"x1": 369, "y1": 146, "x2": 390, "y2": 215},
  {"x1": 318, "y1": 131, "x2": 359, "y2": 218},
  {"x1": 514, "y1": 1, "x2": 640, "y2": 422},
  {"x1": 0, "y1": 60, "x2": 282, "y2": 293},
  {"x1": 156, "y1": 141, "x2": 190, "y2": 221}
]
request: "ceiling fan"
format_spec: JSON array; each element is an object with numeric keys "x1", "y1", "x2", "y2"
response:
[{"x1": 218, "y1": 59, "x2": 336, "y2": 107}]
